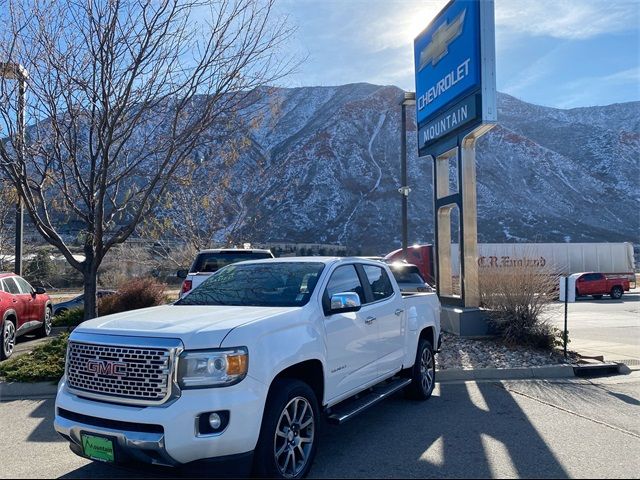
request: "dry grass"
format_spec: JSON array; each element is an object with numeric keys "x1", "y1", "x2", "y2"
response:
[{"x1": 479, "y1": 264, "x2": 564, "y2": 350}]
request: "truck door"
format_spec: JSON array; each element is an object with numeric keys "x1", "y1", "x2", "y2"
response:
[
  {"x1": 579, "y1": 273, "x2": 599, "y2": 295},
  {"x1": 323, "y1": 265, "x2": 378, "y2": 399},
  {"x1": 360, "y1": 264, "x2": 404, "y2": 377},
  {"x1": 591, "y1": 273, "x2": 606, "y2": 294}
]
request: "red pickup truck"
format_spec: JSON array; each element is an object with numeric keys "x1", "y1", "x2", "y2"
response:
[{"x1": 575, "y1": 272, "x2": 630, "y2": 300}]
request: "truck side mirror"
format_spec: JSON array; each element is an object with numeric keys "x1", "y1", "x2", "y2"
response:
[
  {"x1": 176, "y1": 269, "x2": 189, "y2": 279},
  {"x1": 330, "y1": 292, "x2": 361, "y2": 314}
]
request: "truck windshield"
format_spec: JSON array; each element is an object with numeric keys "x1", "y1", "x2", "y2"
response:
[{"x1": 175, "y1": 262, "x2": 325, "y2": 307}]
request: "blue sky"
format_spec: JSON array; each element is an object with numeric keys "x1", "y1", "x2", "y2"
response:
[{"x1": 276, "y1": 0, "x2": 640, "y2": 108}]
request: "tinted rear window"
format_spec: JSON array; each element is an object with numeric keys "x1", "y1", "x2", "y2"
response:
[
  {"x1": 391, "y1": 266, "x2": 425, "y2": 284},
  {"x1": 191, "y1": 251, "x2": 273, "y2": 273}
]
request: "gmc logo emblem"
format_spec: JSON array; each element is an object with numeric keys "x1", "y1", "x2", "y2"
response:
[{"x1": 87, "y1": 360, "x2": 127, "y2": 376}]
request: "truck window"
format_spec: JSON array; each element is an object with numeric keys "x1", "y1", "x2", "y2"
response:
[
  {"x1": 362, "y1": 265, "x2": 394, "y2": 302},
  {"x1": 325, "y1": 265, "x2": 365, "y2": 304},
  {"x1": 191, "y1": 251, "x2": 273, "y2": 273},
  {"x1": 583, "y1": 273, "x2": 601, "y2": 281},
  {"x1": 390, "y1": 266, "x2": 425, "y2": 284}
]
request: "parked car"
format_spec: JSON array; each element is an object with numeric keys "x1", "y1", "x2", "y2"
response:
[
  {"x1": 177, "y1": 248, "x2": 274, "y2": 298},
  {"x1": 0, "y1": 273, "x2": 53, "y2": 360},
  {"x1": 53, "y1": 290, "x2": 116, "y2": 316},
  {"x1": 55, "y1": 257, "x2": 441, "y2": 477},
  {"x1": 388, "y1": 262, "x2": 434, "y2": 294},
  {"x1": 574, "y1": 272, "x2": 630, "y2": 300}
]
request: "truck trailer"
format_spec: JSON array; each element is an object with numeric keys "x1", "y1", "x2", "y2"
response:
[{"x1": 386, "y1": 242, "x2": 636, "y2": 286}]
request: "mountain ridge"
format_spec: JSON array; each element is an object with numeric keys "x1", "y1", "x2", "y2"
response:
[{"x1": 202, "y1": 83, "x2": 637, "y2": 253}]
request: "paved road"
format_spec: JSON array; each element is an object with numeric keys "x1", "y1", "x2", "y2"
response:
[
  {"x1": 1, "y1": 374, "x2": 639, "y2": 478},
  {"x1": 547, "y1": 290, "x2": 639, "y2": 363}
]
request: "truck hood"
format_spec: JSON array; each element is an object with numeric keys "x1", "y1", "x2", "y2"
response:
[{"x1": 73, "y1": 304, "x2": 299, "y2": 349}]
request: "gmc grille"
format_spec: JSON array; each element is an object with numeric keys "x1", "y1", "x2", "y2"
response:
[{"x1": 66, "y1": 341, "x2": 173, "y2": 405}]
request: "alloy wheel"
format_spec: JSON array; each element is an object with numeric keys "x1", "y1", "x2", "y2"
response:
[
  {"x1": 44, "y1": 308, "x2": 52, "y2": 335},
  {"x1": 273, "y1": 396, "x2": 315, "y2": 478},
  {"x1": 420, "y1": 346, "x2": 435, "y2": 394},
  {"x1": 3, "y1": 321, "x2": 15, "y2": 357}
]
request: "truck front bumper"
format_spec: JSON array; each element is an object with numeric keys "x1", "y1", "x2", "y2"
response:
[
  {"x1": 55, "y1": 411, "x2": 177, "y2": 466},
  {"x1": 54, "y1": 375, "x2": 267, "y2": 467}
]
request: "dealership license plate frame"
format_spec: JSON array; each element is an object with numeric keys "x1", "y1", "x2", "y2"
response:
[{"x1": 80, "y1": 432, "x2": 116, "y2": 463}]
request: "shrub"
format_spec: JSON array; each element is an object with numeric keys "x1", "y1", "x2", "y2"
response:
[
  {"x1": 479, "y1": 263, "x2": 565, "y2": 350},
  {"x1": 99, "y1": 277, "x2": 167, "y2": 316},
  {"x1": 0, "y1": 333, "x2": 68, "y2": 382},
  {"x1": 52, "y1": 308, "x2": 85, "y2": 328}
]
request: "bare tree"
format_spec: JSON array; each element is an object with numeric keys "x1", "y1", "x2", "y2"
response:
[
  {"x1": 0, "y1": 0, "x2": 294, "y2": 318},
  {"x1": 142, "y1": 125, "x2": 268, "y2": 258}
]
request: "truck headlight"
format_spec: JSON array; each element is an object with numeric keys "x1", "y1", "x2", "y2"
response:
[{"x1": 177, "y1": 348, "x2": 248, "y2": 388}]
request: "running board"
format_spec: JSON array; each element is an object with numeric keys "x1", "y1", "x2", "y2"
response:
[{"x1": 327, "y1": 378, "x2": 412, "y2": 425}]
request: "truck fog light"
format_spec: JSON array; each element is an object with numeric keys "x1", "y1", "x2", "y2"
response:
[
  {"x1": 209, "y1": 413, "x2": 222, "y2": 430},
  {"x1": 198, "y1": 410, "x2": 230, "y2": 435}
]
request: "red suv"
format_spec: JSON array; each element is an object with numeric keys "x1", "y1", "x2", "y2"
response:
[{"x1": 0, "y1": 273, "x2": 53, "y2": 360}]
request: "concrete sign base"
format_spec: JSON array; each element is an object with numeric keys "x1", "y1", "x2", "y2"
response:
[{"x1": 440, "y1": 305, "x2": 495, "y2": 337}]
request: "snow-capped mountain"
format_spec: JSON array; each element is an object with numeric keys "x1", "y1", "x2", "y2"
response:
[{"x1": 201, "y1": 83, "x2": 638, "y2": 254}]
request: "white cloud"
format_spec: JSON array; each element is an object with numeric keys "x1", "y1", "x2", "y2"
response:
[{"x1": 495, "y1": 0, "x2": 640, "y2": 40}]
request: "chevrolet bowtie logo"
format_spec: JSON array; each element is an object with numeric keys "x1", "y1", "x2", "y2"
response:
[{"x1": 419, "y1": 9, "x2": 466, "y2": 71}]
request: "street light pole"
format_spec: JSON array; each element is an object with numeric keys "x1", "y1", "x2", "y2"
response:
[
  {"x1": 399, "y1": 91, "x2": 415, "y2": 260},
  {"x1": 0, "y1": 62, "x2": 29, "y2": 276}
]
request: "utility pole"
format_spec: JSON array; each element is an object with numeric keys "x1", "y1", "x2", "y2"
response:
[
  {"x1": 399, "y1": 91, "x2": 416, "y2": 260},
  {"x1": 0, "y1": 62, "x2": 29, "y2": 276}
]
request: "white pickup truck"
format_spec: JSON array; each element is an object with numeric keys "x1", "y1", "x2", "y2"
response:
[{"x1": 55, "y1": 257, "x2": 441, "y2": 478}]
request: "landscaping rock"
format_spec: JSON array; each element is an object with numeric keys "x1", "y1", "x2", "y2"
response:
[{"x1": 436, "y1": 332, "x2": 577, "y2": 371}]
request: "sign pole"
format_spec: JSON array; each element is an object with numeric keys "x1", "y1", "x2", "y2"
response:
[{"x1": 564, "y1": 276, "x2": 568, "y2": 359}]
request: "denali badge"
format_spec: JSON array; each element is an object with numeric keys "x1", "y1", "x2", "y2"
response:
[{"x1": 86, "y1": 360, "x2": 127, "y2": 376}]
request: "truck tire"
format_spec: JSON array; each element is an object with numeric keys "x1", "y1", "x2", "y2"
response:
[
  {"x1": 610, "y1": 286, "x2": 623, "y2": 300},
  {"x1": 592, "y1": 295, "x2": 603, "y2": 300},
  {"x1": 404, "y1": 338, "x2": 436, "y2": 400},
  {"x1": 253, "y1": 379, "x2": 319, "y2": 479}
]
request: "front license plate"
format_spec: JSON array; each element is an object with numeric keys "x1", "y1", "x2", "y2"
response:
[{"x1": 81, "y1": 433, "x2": 115, "y2": 463}]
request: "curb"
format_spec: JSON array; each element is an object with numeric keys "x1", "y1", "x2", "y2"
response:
[
  {"x1": 436, "y1": 364, "x2": 576, "y2": 382},
  {"x1": 0, "y1": 381, "x2": 58, "y2": 401}
]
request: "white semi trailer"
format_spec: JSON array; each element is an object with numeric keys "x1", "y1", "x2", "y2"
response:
[{"x1": 451, "y1": 242, "x2": 636, "y2": 279}]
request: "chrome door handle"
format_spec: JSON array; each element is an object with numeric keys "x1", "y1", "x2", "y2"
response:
[
  {"x1": 395, "y1": 309, "x2": 404, "y2": 316},
  {"x1": 365, "y1": 316, "x2": 376, "y2": 324}
]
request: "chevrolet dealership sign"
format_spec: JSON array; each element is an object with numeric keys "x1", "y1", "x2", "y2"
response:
[{"x1": 414, "y1": 0, "x2": 496, "y2": 154}]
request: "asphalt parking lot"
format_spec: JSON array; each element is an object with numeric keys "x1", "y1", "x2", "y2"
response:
[
  {"x1": 1, "y1": 374, "x2": 639, "y2": 479},
  {"x1": 547, "y1": 289, "x2": 639, "y2": 363}
]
